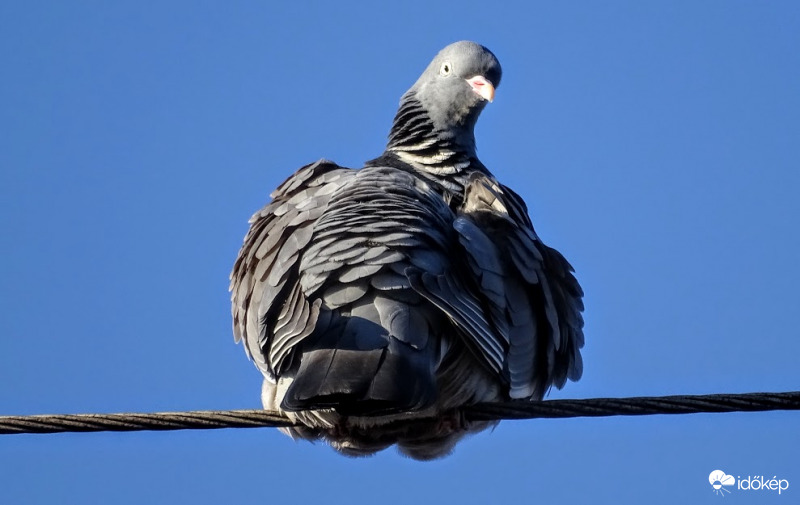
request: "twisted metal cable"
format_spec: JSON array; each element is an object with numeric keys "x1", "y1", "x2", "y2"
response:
[{"x1": 2, "y1": 391, "x2": 798, "y2": 435}]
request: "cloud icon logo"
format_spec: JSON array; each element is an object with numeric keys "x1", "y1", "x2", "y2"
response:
[{"x1": 709, "y1": 470, "x2": 736, "y2": 495}]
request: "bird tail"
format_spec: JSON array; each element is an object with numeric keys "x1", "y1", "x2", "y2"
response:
[{"x1": 281, "y1": 319, "x2": 437, "y2": 416}]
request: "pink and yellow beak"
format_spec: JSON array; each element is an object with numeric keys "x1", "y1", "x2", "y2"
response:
[{"x1": 467, "y1": 75, "x2": 495, "y2": 103}]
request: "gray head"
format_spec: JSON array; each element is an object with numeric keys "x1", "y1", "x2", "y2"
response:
[{"x1": 408, "y1": 41, "x2": 502, "y2": 134}]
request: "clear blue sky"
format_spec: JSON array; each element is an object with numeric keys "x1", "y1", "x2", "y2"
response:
[{"x1": 1, "y1": 1, "x2": 798, "y2": 503}]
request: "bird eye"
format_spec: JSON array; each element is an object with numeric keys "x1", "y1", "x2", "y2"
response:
[{"x1": 439, "y1": 62, "x2": 452, "y2": 76}]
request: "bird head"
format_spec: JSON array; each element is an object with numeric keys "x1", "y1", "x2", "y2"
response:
[{"x1": 409, "y1": 41, "x2": 502, "y2": 134}]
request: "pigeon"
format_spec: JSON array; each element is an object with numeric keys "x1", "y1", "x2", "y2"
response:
[{"x1": 230, "y1": 41, "x2": 584, "y2": 460}]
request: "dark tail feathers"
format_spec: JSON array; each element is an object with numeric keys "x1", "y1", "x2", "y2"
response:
[{"x1": 282, "y1": 346, "x2": 436, "y2": 416}]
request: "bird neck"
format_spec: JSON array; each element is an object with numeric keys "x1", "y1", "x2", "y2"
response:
[{"x1": 380, "y1": 92, "x2": 486, "y2": 193}]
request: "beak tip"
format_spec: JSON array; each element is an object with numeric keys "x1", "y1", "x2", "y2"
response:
[{"x1": 481, "y1": 85, "x2": 495, "y2": 103}]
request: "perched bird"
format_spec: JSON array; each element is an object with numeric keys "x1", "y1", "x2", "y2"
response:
[{"x1": 230, "y1": 41, "x2": 584, "y2": 460}]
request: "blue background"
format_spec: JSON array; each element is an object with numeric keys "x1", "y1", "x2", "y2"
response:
[{"x1": 1, "y1": 1, "x2": 798, "y2": 503}]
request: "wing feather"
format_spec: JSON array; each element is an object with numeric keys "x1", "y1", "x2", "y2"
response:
[
  {"x1": 451, "y1": 173, "x2": 585, "y2": 399},
  {"x1": 230, "y1": 159, "x2": 354, "y2": 377}
]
